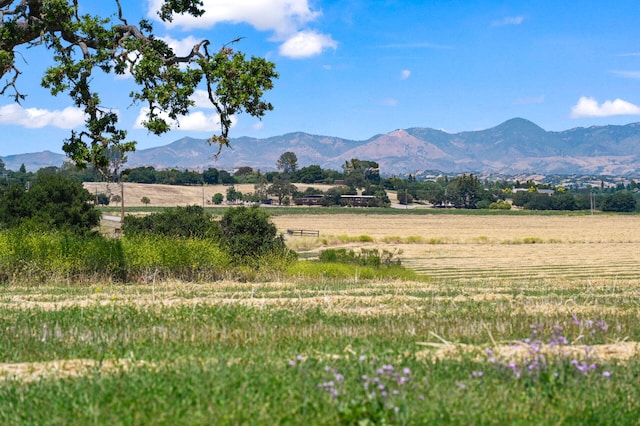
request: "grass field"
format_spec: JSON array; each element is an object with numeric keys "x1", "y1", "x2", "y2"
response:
[
  {"x1": 83, "y1": 182, "x2": 337, "y2": 207},
  {"x1": 2, "y1": 209, "x2": 640, "y2": 424}
]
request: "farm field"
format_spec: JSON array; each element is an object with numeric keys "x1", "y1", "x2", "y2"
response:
[
  {"x1": 83, "y1": 182, "x2": 337, "y2": 207},
  {"x1": 1, "y1": 211, "x2": 640, "y2": 423},
  {"x1": 274, "y1": 213, "x2": 640, "y2": 283}
]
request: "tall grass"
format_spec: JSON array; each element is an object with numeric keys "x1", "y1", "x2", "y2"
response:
[
  {"x1": 0, "y1": 229, "x2": 231, "y2": 283},
  {"x1": 0, "y1": 229, "x2": 417, "y2": 284},
  {"x1": 121, "y1": 235, "x2": 231, "y2": 282},
  {"x1": 0, "y1": 228, "x2": 125, "y2": 283}
]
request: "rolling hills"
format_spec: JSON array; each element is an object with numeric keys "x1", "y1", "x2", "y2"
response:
[{"x1": 3, "y1": 118, "x2": 640, "y2": 175}]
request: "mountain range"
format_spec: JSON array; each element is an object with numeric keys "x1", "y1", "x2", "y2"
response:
[{"x1": 3, "y1": 118, "x2": 640, "y2": 176}]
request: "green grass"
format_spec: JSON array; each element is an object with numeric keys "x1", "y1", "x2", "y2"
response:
[
  {"x1": 0, "y1": 287, "x2": 639, "y2": 424},
  {"x1": 1, "y1": 276, "x2": 640, "y2": 423},
  {"x1": 2, "y1": 354, "x2": 639, "y2": 425}
]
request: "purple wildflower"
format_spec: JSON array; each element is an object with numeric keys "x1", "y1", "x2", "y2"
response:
[{"x1": 597, "y1": 320, "x2": 608, "y2": 333}]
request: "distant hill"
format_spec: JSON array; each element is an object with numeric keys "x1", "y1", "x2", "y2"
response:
[
  {"x1": 1, "y1": 151, "x2": 68, "y2": 172},
  {"x1": 3, "y1": 118, "x2": 640, "y2": 175}
]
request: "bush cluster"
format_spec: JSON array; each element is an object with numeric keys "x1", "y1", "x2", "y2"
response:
[
  {"x1": 123, "y1": 205, "x2": 295, "y2": 266},
  {"x1": 319, "y1": 248, "x2": 401, "y2": 267},
  {"x1": 219, "y1": 206, "x2": 293, "y2": 263},
  {"x1": 122, "y1": 205, "x2": 220, "y2": 239}
]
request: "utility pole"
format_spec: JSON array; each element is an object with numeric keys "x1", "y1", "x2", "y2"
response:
[{"x1": 120, "y1": 181, "x2": 125, "y2": 221}]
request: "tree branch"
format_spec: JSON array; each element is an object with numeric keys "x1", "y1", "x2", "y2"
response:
[{"x1": 1, "y1": 0, "x2": 277, "y2": 168}]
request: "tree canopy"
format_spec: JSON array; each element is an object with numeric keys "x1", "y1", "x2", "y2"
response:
[
  {"x1": 276, "y1": 151, "x2": 298, "y2": 175},
  {"x1": 0, "y1": 0, "x2": 278, "y2": 169},
  {"x1": 0, "y1": 173, "x2": 100, "y2": 233}
]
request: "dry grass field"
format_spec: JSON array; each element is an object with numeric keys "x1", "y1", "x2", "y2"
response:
[
  {"x1": 81, "y1": 181, "x2": 640, "y2": 284},
  {"x1": 274, "y1": 214, "x2": 640, "y2": 283},
  {"x1": 83, "y1": 182, "x2": 333, "y2": 207}
]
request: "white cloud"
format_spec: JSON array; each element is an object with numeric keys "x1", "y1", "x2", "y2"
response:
[
  {"x1": 279, "y1": 31, "x2": 337, "y2": 58},
  {"x1": 492, "y1": 16, "x2": 525, "y2": 26},
  {"x1": 571, "y1": 96, "x2": 640, "y2": 118},
  {"x1": 0, "y1": 104, "x2": 86, "y2": 128},
  {"x1": 148, "y1": 0, "x2": 335, "y2": 58},
  {"x1": 611, "y1": 70, "x2": 640, "y2": 80},
  {"x1": 160, "y1": 35, "x2": 204, "y2": 56},
  {"x1": 400, "y1": 70, "x2": 411, "y2": 80},
  {"x1": 149, "y1": 0, "x2": 319, "y2": 34},
  {"x1": 134, "y1": 107, "x2": 236, "y2": 132},
  {"x1": 190, "y1": 90, "x2": 215, "y2": 109}
]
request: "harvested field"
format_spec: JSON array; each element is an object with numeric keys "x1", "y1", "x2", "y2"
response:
[
  {"x1": 272, "y1": 213, "x2": 640, "y2": 243},
  {"x1": 83, "y1": 182, "x2": 334, "y2": 207},
  {"x1": 274, "y1": 214, "x2": 640, "y2": 282}
]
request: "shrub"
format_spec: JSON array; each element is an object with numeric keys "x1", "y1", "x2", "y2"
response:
[
  {"x1": 489, "y1": 200, "x2": 512, "y2": 210},
  {"x1": 319, "y1": 248, "x2": 401, "y2": 267},
  {"x1": 122, "y1": 205, "x2": 220, "y2": 239},
  {"x1": 219, "y1": 206, "x2": 292, "y2": 264},
  {"x1": 96, "y1": 193, "x2": 110, "y2": 205},
  {"x1": 212, "y1": 193, "x2": 224, "y2": 205}
]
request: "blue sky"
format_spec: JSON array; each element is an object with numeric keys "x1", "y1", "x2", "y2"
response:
[{"x1": 1, "y1": 0, "x2": 640, "y2": 156}]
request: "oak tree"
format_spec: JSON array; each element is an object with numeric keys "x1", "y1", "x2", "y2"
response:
[{"x1": 0, "y1": 0, "x2": 278, "y2": 168}]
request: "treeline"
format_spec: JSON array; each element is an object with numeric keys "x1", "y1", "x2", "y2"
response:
[
  {"x1": 119, "y1": 164, "x2": 345, "y2": 186},
  {"x1": 203, "y1": 157, "x2": 390, "y2": 207},
  {"x1": 385, "y1": 174, "x2": 639, "y2": 212},
  {"x1": 512, "y1": 191, "x2": 637, "y2": 212},
  {"x1": 2, "y1": 154, "x2": 638, "y2": 212}
]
